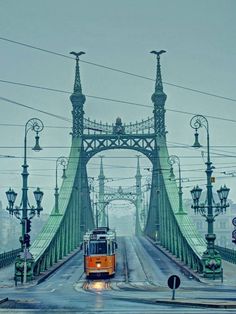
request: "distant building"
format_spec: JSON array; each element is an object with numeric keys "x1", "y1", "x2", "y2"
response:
[
  {"x1": 0, "y1": 201, "x2": 21, "y2": 252},
  {"x1": 185, "y1": 197, "x2": 235, "y2": 249},
  {"x1": 0, "y1": 201, "x2": 49, "y2": 253}
]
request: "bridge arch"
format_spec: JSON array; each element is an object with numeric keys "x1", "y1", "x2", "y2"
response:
[
  {"x1": 83, "y1": 133, "x2": 156, "y2": 164},
  {"x1": 90, "y1": 151, "x2": 148, "y2": 235}
]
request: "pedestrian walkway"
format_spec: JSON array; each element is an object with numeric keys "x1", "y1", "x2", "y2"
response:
[{"x1": 221, "y1": 259, "x2": 236, "y2": 286}]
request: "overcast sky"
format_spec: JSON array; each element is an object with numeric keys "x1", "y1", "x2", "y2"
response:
[{"x1": 0, "y1": 0, "x2": 236, "y2": 217}]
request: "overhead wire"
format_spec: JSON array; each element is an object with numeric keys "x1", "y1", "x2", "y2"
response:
[
  {"x1": 0, "y1": 96, "x2": 71, "y2": 122},
  {"x1": 1, "y1": 38, "x2": 236, "y2": 160},
  {"x1": 1, "y1": 82, "x2": 236, "y2": 125},
  {"x1": 1, "y1": 155, "x2": 236, "y2": 159},
  {"x1": 1, "y1": 36, "x2": 236, "y2": 103},
  {"x1": 1, "y1": 37, "x2": 236, "y2": 194}
]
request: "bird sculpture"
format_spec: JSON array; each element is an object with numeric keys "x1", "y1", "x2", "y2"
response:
[
  {"x1": 150, "y1": 50, "x2": 166, "y2": 56},
  {"x1": 70, "y1": 51, "x2": 86, "y2": 58}
]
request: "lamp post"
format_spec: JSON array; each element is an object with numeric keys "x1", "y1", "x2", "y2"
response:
[
  {"x1": 190, "y1": 114, "x2": 230, "y2": 278},
  {"x1": 5, "y1": 118, "x2": 44, "y2": 283},
  {"x1": 55, "y1": 157, "x2": 68, "y2": 214},
  {"x1": 167, "y1": 155, "x2": 185, "y2": 214}
]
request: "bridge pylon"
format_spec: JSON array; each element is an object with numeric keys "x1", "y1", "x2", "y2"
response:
[{"x1": 28, "y1": 50, "x2": 210, "y2": 280}]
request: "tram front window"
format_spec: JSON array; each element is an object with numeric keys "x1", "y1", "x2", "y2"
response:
[{"x1": 89, "y1": 241, "x2": 107, "y2": 254}]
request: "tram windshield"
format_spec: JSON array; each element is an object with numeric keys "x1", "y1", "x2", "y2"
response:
[{"x1": 89, "y1": 241, "x2": 107, "y2": 255}]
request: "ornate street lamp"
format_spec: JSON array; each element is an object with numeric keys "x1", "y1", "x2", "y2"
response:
[
  {"x1": 5, "y1": 118, "x2": 44, "y2": 283},
  {"x1": 54, "y1": 156, "x2": 68, "y2": 214},
  {"x1": 33, "y1": 187, "x2": 44, "y2": 216},
  {"x1": 232, "y1": 217, "x2": 236, "y2": 244},
  {"x1": 6, "y1": 188, "x2": 17, "y2": 211},
  {"x1": 190, "y1": 114, "x2": 230, "y2": 278},
  {"x1": 167, "y1": 155, "x2": 186, "y2": 214}
]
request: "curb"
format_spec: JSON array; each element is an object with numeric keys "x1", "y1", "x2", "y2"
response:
[
  {"x1": 154, "y1": 299, "x2": 236, "y2": 309},
  {"x1": 37, "y1": 247, "x2": 82, "y2": 285},
  {"x1": 114, "y1": 296, "x2": 236, "y2": 309},
  {"x1": 0, "y1": 298, "x2": 8, "y2": 304}
]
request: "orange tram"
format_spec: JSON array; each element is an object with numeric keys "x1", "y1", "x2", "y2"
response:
[{"x1": 83, "y1": 227, "x2": 117, "y2": 278}]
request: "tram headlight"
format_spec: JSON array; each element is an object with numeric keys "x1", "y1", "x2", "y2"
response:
[{"x1": 96, "y1": 262, "x2": 101, "y2": 268}]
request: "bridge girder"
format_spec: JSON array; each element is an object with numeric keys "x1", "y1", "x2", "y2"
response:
[
  {"x1": 24, "y1": 52, "x2": 210, "y2": 282},
  {"x1": 83, "y1": 134, "x2": 156, "y2": 162}
]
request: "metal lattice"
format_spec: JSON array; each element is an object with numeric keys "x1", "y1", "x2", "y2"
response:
[{"x1": 25, "y1": 52, "x2": 207, "y2": 280}]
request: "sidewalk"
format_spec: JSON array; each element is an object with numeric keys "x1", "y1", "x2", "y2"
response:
[{"x1": 219, "y1": 259, "x2": 236, "y2": 286}]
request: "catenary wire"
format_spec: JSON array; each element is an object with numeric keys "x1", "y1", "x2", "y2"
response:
[
  {"x1": 1, "y1": 82, "x2": 236, "y2": 124},
  {"x1": 0, "y1": 36, "x2": 236, "y2": 103}
]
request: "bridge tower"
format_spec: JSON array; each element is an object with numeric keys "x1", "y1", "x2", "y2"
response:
[
  {"x1": 69, "y1": 51, "x2": 93, "y2": 237},
  {"x1": 29, "y1": 51, "x2": 207, "y2": 281},
  {"x1": 144, "y1": 50, "x2": 167, "y2": 241},
  {"x1": 151, "y1": 50, "x2": 167, "y2": 137},
  {"x1": 70, "y1": 51, "x2": 86, "y2": 137}
]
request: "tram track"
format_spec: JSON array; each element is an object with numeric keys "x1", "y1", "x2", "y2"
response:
[
  {"x1": 129, "y1": 237, "x2": 156, "y2": 285},
  {"x1": 122, "y1": 237, "x2": 129, "y2": 283}
]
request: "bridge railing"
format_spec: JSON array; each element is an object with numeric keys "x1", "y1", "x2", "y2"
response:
[
  {"x1": 0, "y1": 248, "x2": 21, "y2": 268},
  {"x1": 84, "y1": 116, "x2": 155, "y2": 134},
  {"x1": 215, "y1": 245, "x2": 236, "y2": 264}
]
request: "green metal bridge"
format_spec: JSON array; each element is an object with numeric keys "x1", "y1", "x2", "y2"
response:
[{"x1": 15, "y1": 50, "x2": 212, "y2": 280}]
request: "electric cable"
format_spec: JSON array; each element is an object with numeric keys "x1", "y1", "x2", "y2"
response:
[{"x1": 0, "y1": 36, "x2": 235, "y2": 103}]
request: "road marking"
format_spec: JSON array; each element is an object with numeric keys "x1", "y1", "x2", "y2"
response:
[{"x1": 50, "y1": 288, "x2": 56, "y2": 292}]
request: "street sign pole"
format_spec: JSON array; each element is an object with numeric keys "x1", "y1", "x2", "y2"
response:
[
  {"x1": 172, "y1": 276, "x2": 176, "y2": 300},
  {"x1": 23, "y1": 245, "x2": 27, "y2": 284},
  {"x1": 167, "y1": 275, "x2": 181, "y2": 301}
]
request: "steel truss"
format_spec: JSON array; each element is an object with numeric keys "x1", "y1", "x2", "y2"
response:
[
  {"x1": 24, "y1": 52, "x2": 209, "y2": 281},
  {"x1": 83, "y1": 134, "x2": 156, "y2": 162}
]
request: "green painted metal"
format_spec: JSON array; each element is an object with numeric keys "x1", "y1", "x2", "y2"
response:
[
  {"x1": 143, "y1": 51, "x2": 206, "y2": 273},
  {"x1": 5, "y1": 118, "x2": 44, "y2": 283},
  {"x1": 30, "y1": 53, "x2": 95, "y2": 277},
  {"x1": 190, "y1": 115, "x2": 230, "y2": 278},
  {"x1": 83, "y1": 134, "x2": 156, "y2": 161},
  {"x1": 25, "y1": 51, "x2": 211, "y2": 279},
  {"x1": 31, "y1": 137, "x2": 94, "y2": 275},
  {"x1": 153, "y1": 139, "x2": 206, "y2": 271},
  {"x1": 215, "y1": 245, "x2": 236, "y2": 264}
]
